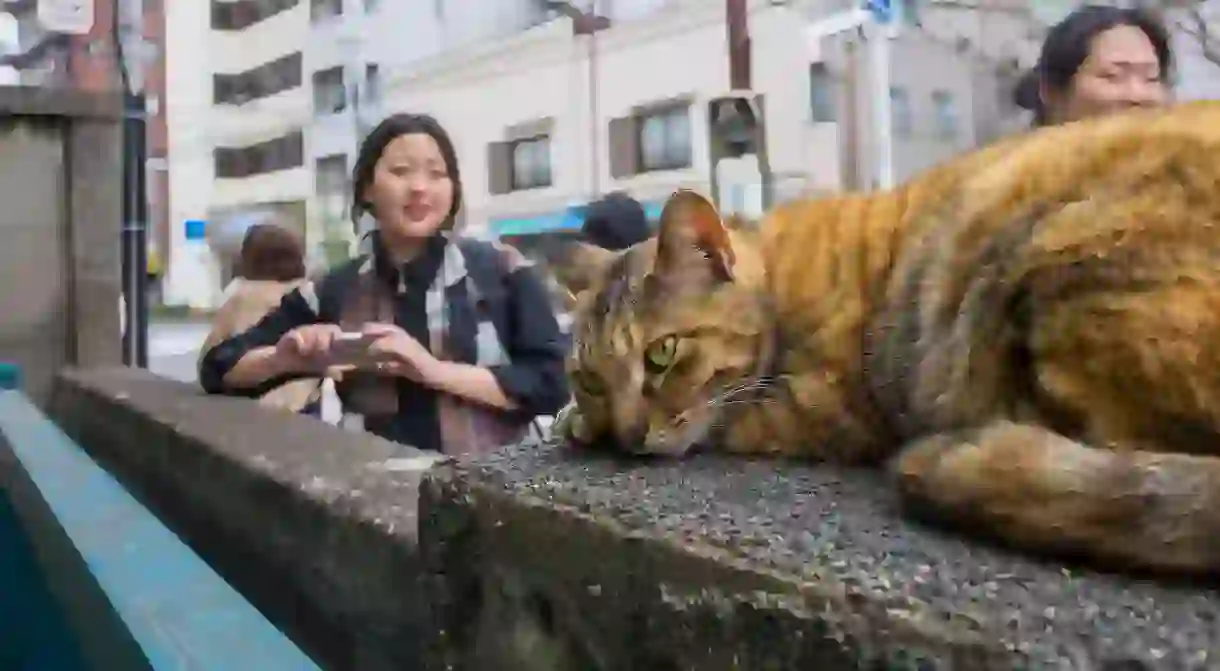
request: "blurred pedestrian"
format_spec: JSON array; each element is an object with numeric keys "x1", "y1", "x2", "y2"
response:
[
  {"x1": 199, "y1": 218, "x2": 324, "y2": 417},
  {"x1": 580, "y1": 191, "x2": 651, "y2": 251}
]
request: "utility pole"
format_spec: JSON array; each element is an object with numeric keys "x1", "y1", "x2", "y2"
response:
[
  {"x1": 708, "y1": 0, "x2": 771, "y2": 214},
  {"x1": 546, "y1": 2, "x2": 611, "y2": 200},
  {"x1": 842, "y1": 37, "x2": 861, "y2": 189},
  {"x1": 866, "y1": 0, "x2": 895, "y2": 189},
  {"x1": 726, "y1": 0, "x2": 750, "y2": 89},
  {"x1": 804, "y1": 3, "x2": 894, "y2": 190},
  {"x1": 114, "y1": 0, "x2": 149, "y2": 368}
]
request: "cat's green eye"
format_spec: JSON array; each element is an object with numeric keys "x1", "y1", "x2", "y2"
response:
[{"x1": 645, "y1": 336, "x2": 680, "y2": 373}]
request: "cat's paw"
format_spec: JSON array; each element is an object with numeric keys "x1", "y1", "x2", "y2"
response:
[{"x1": 551, "y1": 402, "x2": 594, "y2": 446}]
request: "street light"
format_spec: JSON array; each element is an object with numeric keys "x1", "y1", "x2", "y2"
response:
[
  {"x1": 544, "y1": 1, "x2": 610, "y2": 198},
  {"x1": 113, "y1": 0, "x2": 150, "y2": 368}
]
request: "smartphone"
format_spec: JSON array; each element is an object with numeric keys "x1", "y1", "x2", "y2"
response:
[{"x1": 327, "y1": 331, "x2": 379, "y2": 366}]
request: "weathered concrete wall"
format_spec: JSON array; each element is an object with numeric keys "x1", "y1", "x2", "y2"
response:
[
  {"x1": 419, "y1": 445, "x2": 1220, "y2": 669},
  {"x1": 0, "y1": 87, "x2": 122, "y2": 405},
  {"x1": 50, "y1": 367, "x2": 1220, "y2": 670}
]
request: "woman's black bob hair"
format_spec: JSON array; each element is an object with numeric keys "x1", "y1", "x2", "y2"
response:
[
  {"x1": 1013, "y1": 5, "x2": 1172, "y2": 125},
  {"x1": 349, "y1": 113, "x2": 464, "y2": 231}
]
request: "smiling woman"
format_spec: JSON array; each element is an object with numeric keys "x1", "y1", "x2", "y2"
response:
[{"x1": 198, "y1": 113, "x2": 570, "y2": 455}]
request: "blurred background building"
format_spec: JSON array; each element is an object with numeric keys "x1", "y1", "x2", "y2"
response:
[
  {"x1": 2, "y1": 0, "x2": 168, "y2": 302},
  {"x1": 7, "y1": 0, "x2": 1216, "y2": 310}
]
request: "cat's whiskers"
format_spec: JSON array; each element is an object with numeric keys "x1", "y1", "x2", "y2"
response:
[{"x1": 704, "y1": 376, "x2": 778, "y2": 410}]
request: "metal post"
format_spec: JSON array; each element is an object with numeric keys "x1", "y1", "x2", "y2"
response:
[
  {"x1": 116, "y1": 0, "x2": 149, "y2": 369},
  {"x1": 121, "y1": 92, "x2": 149, "y2": 368}
]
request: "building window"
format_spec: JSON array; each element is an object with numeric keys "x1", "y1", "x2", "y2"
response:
[
  {"x1": 898, "y1": 0, "x2": 919, "y2": 25},
  {"x1": 365, "y1": 0, "x2": 381, "y2": 12},
  {"x1": 509, "y1": 136, "x2": 553, "y2": 191},
  {"x1": 433, "y1": 0, "x2": 444, "y2": 21},
  {"x1": 637, "y1": 105, "x2": 691, "y2": 173},
  {"x1": 931, "y1": 90, "x2": 958, "y2": 139},
  {"x1": 315, "y1": 154, "x2": 349, "y2": 228},
  {"x1": 213, "y1": 52, "x2": 302, "y2": 106},
  {"x1": 310, "y1": 0, "x2": 342, "y2": 22},
  {"x1": 364, "y1": 63, "x2": 381, "y2": 104},
  {"x1": 214, "y1": 131, "x2": 305, "y2": 179},
  {"x1": 212, "y1": 0, "x2": 300, "y2": 31},
  {"x1": 809, "y1": 62, "x2": 835, "y2": 123},
  {"x1": 890, "y1": 86, "x2": 912, "y2": 138},
  {"x1": 313, "y1": 66, "x2": 346, "y2": 115}
]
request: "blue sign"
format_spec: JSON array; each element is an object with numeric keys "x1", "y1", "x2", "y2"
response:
[
  {"x1": 183, "y1": 219, "x2": 206, "y2": 241},
  {"x1": 865, "y1": 0, "x2": 891, "y2": 22}
]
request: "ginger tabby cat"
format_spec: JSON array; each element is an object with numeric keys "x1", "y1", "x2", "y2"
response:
[{"x1": 550, "y1": 100, "x2": 1220, "y2": 576}]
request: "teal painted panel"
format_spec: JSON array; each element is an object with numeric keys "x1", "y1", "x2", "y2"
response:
[
  {"x1": 0, "y1": 494, "x2": 89, "y2": 670},
  {"x1": 0, "y1": 392, "x2": 321, "y2": 671}
]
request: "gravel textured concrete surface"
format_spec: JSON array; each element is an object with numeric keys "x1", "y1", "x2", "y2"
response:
[{"x1": 421, "y1": 438, "x2": 1220, "y2": 670}]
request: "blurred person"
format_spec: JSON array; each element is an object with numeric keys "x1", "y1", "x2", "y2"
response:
[
  {"x1": 199, "y1": 220, "x2": 324, "y2": 417},
  {"x1": 580, "y1": 190, "x2": 652, "y2": 251},
  {"x1": 542, "y1": 191, "x2": 654, "y2": 309},
  {"x1": 1014, "y1": 6, "x2": 1173, "y2": 126},
  {"x1": 199, "y1": 113, "x2": 568, "y2": 455}
]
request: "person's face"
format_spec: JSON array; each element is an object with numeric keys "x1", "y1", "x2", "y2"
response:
[
  {"x1": 1043, "y1": 24, "x2": 1169, "y2": 124},
  {"x1": 362, "y1": 132, "x2": 454, "y2": 241}
]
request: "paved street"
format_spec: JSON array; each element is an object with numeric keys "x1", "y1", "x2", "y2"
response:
[{"x1": 148, "y1": 320, "x2": 212, "y2": 383}]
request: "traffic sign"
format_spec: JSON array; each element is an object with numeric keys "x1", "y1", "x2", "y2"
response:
[
  {"x1": 37, "y1": 0, "x2": 94, "y2": 35},
  {"x1": 184, "y1": 219, "x2": 206, "y2": 242}
]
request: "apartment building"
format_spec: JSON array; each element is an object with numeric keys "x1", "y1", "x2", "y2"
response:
[
  {"x1": 377, "y1": 0, "x2": 1035, "y2": 249},
  {"x1": 165, "y1": 0, "x2": 310, "y2": 307}
]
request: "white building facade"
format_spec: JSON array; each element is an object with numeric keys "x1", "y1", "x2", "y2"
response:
[
  {"x1": 379, "y1": 0, "x2": 1033, "y2": 245},
  {"x1": 165, "y1": 0, "x2": 1041, "y2": 307},
  {"x1": 165, "y1": 0, "x2": 311, "y2": 308}
]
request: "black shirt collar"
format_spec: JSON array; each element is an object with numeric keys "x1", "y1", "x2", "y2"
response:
[{"x1": 370, "y1": 231, "x2": 449, "y2": 292}]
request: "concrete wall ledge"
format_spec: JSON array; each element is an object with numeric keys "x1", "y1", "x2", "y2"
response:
[
  {"x1": 49, "y1": 367, "x2": 436, "y2": 671},
  {"x1": 420, "y1": 442, "x2": 1220, "y2": 670},
  {"x1": 48, "y1": 367, "x2": 1220, "y2": 670}
]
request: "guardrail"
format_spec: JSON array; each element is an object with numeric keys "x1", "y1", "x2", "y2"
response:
[{"x1": 0, "y1": 367, "x2": 320, "y2": 670}]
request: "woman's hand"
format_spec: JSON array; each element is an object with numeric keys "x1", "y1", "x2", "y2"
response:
[
  {"x1": 362, "y1": 323, "x2": 441, "y2": 383},
  {"x1": 273, "y1": 323, "x2": 345, "y2": 373}
]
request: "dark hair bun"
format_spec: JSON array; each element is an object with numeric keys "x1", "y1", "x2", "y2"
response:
[{"x1": 1013, "y1": 68, "x2": 1041, "y2": 111}]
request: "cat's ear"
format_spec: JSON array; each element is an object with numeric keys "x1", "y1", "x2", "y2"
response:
[
  {"x1": 540, "y1": 239, "x2": 616, "y2": 297},
  {"x1": 654, "y1": 189, "x2": 736, "y2": 282}
]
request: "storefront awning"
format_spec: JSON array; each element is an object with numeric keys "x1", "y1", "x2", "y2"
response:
[{"x1": 490, "y1": 200, "x2": 665, "y2": 237}]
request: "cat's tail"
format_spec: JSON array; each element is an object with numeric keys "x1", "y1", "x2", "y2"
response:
[{"x1": 892, "y1": 420, "x2": 1220, "y2": 575}]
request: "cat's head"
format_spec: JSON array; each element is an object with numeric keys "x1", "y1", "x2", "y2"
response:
[{"x1": 550, "y1": 190, "x2": 772, "y2": 456}]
